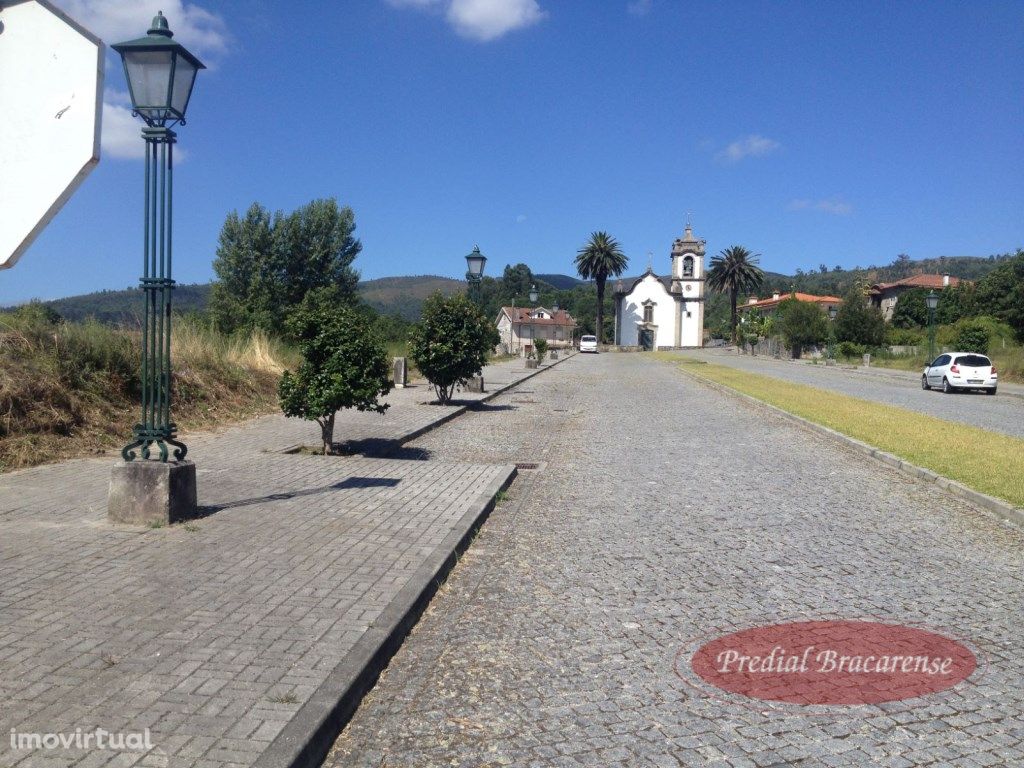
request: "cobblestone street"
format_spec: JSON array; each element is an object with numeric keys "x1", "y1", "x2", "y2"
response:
[{"x1": 329, "y1": 353, "x2": 1024, "y2": 767}]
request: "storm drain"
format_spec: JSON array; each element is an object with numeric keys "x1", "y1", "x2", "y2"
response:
[{"x1": 515, "y1": 462, "x2": 542, "y2": 470}]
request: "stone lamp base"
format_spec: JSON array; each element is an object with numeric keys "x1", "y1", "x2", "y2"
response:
[{"x1": 108, "y1": 460, "x2": 197, "y2": 526}]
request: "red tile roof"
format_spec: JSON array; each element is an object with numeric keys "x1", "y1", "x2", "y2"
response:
[
  {"x1": 740, "y1": 292, "x2": 843, "y2": 311},
  {"x1": 500, "y1": 307, "x2": 577, "y2": 326},
  {"x1": 870, "y1": 274, "x2": 967, "y2": 293}
]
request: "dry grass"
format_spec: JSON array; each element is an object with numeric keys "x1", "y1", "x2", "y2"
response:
[
  {"x1": 674, "y1": 361, "x2": 1024, "y2": 508},
  {"x1": 0, "y1": 309, "x2": 295, "y2": 472}
]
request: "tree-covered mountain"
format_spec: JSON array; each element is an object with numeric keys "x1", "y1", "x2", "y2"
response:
[
  {"x1": 21, "y1": 275, "x2": 465, "y2": 325},
  {"x1": 7, "y1": 254, "x2": 1013, "y2": 331}
]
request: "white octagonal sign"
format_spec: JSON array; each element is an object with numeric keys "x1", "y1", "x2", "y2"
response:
[{"x1": 0, "y1": 0, "x2": 103, "y2": 270}]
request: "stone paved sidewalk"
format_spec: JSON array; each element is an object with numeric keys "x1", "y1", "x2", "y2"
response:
[{"x1": 0, "y1": 356, "x2": 564, "y2": 768}]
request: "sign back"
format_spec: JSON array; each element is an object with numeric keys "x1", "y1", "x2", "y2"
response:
[{"x1": 0, "y1": 0, "x2": 103, "y2": 270}]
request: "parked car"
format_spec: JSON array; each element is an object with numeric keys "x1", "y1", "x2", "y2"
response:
[
  {"x1": 922, "y1": 352, "x2": 997, "y2": 394},
  {"x1": 579, "y1": 335, "x2": 598, "y2": 353}
]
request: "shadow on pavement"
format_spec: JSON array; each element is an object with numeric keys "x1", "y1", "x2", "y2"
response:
[{"x1": 196, "y1": 477, "x2": 402, "y2": 517}]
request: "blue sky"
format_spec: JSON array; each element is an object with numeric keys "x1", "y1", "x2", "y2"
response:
[{"x1": 5, "y1": 0, "x2": 1023, "y2": 304}]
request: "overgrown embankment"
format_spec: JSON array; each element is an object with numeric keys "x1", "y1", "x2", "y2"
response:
[{"x1": 0, "y1": 306, "x2": 295, "y2": 471}]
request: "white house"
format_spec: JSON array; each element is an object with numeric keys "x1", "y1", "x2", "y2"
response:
[
  {"x1": 612, "y1": 222, "x2": 706, "y2": 349},
  {"x1": 496, "y1": 306, "x2": 577, "y2": 355}
]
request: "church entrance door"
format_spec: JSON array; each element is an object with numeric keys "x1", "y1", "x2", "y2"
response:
[{"x1": 639, "y1": 328, "x2": 655, "y2": 351}]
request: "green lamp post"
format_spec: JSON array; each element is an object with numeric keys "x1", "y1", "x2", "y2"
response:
[
  {"x1": 827, "y1": 304, "x2": 838, "y2": 360},
  {"x1": 112, "y1": 12, "x2": 205, "y2": 463},
  {"x1": 465, "y1": 245, "x2": 486, "y2": 304},
  {"x1": 926, "y1": 290, "x2": 939, "y2": 360}
]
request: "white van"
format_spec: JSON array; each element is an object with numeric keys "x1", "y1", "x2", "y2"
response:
[{"x1": 580, "y1": 335, "x2": 598, "y2": 353}]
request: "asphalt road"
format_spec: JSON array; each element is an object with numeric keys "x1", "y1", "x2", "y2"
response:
[
  {"x1": 327, "y1": 353, "x2": 1024, "y2": 767},
  {"x1": 679, "y1": 349, "x2": 1024, "y2": 440}
]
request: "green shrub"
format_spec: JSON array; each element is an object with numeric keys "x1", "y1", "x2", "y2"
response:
[
  {"x1": 409, "y1": 293, "x2": 499, "y2": 404},
  {"x1": 837, "y1": 341, "x2": 867, "y2": 360},
  {"x1": 885, "y1": 326, "x2": 924, "y2": 346},
  {"x1": 954, "y1": 319, "x2": 992, "y2": 353},
  {"x1": 279, "y1": 299, "x2": 392, "y2": 454},
  {"x1": 533, "y1": 338, "x2": 548, "y2": 363}
]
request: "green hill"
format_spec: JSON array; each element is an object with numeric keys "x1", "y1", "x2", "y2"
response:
[
  {"x1": 16, "y1": 275, "x2": 466, "y2": 326},
  {"x1": 9, "y1": 255, "x2": 1012, "y2": 326},
  {"x1": 535, "y1": 274, "x2": 583, "y2": 290}
]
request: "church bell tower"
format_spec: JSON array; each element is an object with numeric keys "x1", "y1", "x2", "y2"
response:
[{"x1": 670, "y1": 219, "x2": 706, "y2": 347}]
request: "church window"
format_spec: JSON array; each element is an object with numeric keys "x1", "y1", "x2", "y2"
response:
[
  {"x1": 683, "y1": 256, "x2": 694, "y2": 278},
  {"x1": 643, "y1": 304, "x2": 654, "y2": 323}
]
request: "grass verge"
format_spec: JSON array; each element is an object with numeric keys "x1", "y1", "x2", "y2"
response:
[{"x1": 673, "y1": 360, "x2": 1024, "y2": 509}]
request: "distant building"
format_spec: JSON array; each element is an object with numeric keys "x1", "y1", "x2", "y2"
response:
[
  {"x1": 496, "y1": 306, "x2": 576, "y2": 355},
  {"x1": 612, "y1": 222, "x2": 706, "y2": 350},
  {"x1": 868, "y1": 274, "x2": 966, "y2": 321},
  {"x1": 739, "y1": 291, "x2": 843, "y2": 316}
]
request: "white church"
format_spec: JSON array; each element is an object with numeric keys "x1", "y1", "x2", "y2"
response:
[{"x1": 612, "y1": 222, "x2": 706, "y2": 349}]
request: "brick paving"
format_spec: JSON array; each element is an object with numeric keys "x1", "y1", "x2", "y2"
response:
[
  {"x1": 328, "y1": 353, "x2": 1024, "y2": 767},
  {"x1": 0, "y1": 356, "x2": 553, "y2": 768}
]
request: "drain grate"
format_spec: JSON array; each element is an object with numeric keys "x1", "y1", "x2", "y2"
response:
[{"x1": 515, "y1": 462, "x2": 540, "y2": 470}]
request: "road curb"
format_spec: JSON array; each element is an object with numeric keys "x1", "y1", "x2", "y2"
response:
[
  {"x1": 679, "y1": 368, "x2": 1024, "y2": 531},
  {"x1": 253, "y1": 464, "x2": 519, "y2": 768}
]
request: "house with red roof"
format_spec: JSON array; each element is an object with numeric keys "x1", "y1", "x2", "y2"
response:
[
  {"x1": 738, "y1": 291, "x2": 843, "y2": 316},
  {"x1": 867, "y1": 274, "x2": 967, "y2": 321},
  {"x1": 496, "y1": 305, "x2": 577, "y2": 355}
]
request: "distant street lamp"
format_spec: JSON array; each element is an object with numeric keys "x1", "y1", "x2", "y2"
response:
[
  {"x1": 926, "y1": 290, "x2": 939, "y2": 359},
  {"x1": 827, "y1": 304, "x2": 838, "y2": 360},
  {"x1": 529, "y1": 284, "x2": 539, "y2": 303},
  {"x1": 112, "y1": 12, "x2": 204, "y2": 464},
  {"x1": 464, "y1": 245, "x2": 486, "y2": 304}
]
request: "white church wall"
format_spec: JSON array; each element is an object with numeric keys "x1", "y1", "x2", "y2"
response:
[
  {"x1": 619, "y1": 274, "x2": 677, "y2": 347},
  {"x1": 679, "y1": 300, "x2": 702, "y2": 347}
]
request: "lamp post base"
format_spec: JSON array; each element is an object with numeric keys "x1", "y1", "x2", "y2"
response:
[{"x1": 108, "y1": 459, "x2": 197, "y2": 526}]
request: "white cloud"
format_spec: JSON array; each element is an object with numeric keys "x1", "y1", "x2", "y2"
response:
[
  {"x1": 515, "y1": 214, "x2": 527, "y2": 223},
  {"x1": 100, "y1": 90, "x2": 141, "y2": 160},
  {"x1": 53, "y1": 0, "x2": 227, "y2": 164},
  {"x1": 101, "y1": 89, "x2": 188, "y2": 162},
  {"x1": 627, "y1": 0, "x2": 652, "y2": 16},
  {"x1": 53, "y1": 0, "x2": 228, "y2": 58},
  {"x1": 788, "y1": 198, "x2": 853, "y2": 215},
  {"x1": 714, "y1": 134, "x2": 780, "y2": 164},
  {"x1": 386, "y1": 0, "x2": 546, "y2": 41}
]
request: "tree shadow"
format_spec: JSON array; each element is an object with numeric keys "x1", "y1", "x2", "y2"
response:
[
  {"x1": 334, "y1": 437, "x2": 432, "y2": 461},
  {"x1": 468, "y1": 403, "x2": 516, "y2": 412},
  {"x1": 195, "y1": 476, "x2": 402, "y2": 517}
]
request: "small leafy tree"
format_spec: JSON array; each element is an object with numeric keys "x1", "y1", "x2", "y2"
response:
[
  {"x1": 278, "y1": 299, "x2": 391, "y2": 454},
  {"x1": 954, "y1": 319, "x2": 992, "y2": 353},
  {"x1": 835, "y1": 286, "x2": 886, "y2": 346},
  {"x1": 409, "y1": 293, "x2": 500, "y2": 404},
  {"x1": 778, "y1": 298, "x2": 828, "y2": 358},
  {"x1": 533, "y1": 338, "x2": 548, "y2": 363}
]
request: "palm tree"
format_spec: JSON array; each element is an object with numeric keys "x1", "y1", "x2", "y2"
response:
[
  {"x1": 706, "y1": 246, "x2": 765, "y2": 343},
  {"x1": 575, "y1": 231, "x2": 628, "y2": 344}
]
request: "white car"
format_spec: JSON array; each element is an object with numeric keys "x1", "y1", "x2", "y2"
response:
[
  {"x1": 579, "y1": 335, "x2": 598, "y2": 353},
  {"x1": 922, "y1": 352, "x2": 997, "y2": 394}
]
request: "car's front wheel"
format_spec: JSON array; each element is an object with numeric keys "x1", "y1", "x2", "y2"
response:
[
  {"x1": 921, "y1": 375, "x2": 930, "y2": 390},
  {"x1": 942, "y1": 377, "x2": 956, "y2": 394}
]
